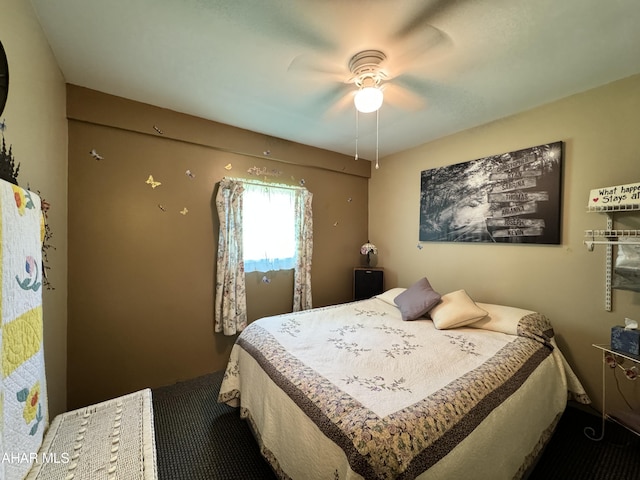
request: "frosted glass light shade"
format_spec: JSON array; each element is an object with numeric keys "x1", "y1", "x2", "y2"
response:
[{"x1": 354, "y1": 87, "x2": 383, "y2": 113}]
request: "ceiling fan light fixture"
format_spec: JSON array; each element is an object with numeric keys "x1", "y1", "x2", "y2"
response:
[{"x1": 354, "y1": 86, "x2": 383, "y2": 113}]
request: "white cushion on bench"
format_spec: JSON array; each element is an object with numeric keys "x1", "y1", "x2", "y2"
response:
[{"x1": 25, "y1": 389, "x2": 157, "y2": 480}]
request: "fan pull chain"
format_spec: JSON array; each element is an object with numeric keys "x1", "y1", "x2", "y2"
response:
[
  {"x1": 375, "y1": 109, "x2": 379, "y2": 170},
  {"x1": 354, "y1": 109, "x2": 359, "y2": 161}
]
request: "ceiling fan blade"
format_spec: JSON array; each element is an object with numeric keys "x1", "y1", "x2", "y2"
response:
[
  {"x1": 305, "y1": 83, "x2": 352, "y2": 115},
  {"x1": 391, "y1": 0, "x2": 468, "y2": 42},
  {"x1": 324, "y1": 90, "x2": 356, "y2": 117},
  {"x1": 391, "y1": 74, "x2": 467, "y2": 110},
  {"x1": 216, "y1": 1, "x2": 336, "y2": 52},
  {"x1": 382, "y1": 25, "x2": 452, "y2": 78},
  {"x1": 287, "y1": 53, "x2": 348, "y2": 83},
  {"x1": 392, "y1": 74, "x2": 440, "y2": 97},
  {"x1": 381, "y1": 83, "x2": 426, "y2": 111}
]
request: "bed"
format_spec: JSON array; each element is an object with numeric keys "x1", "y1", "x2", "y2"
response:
[{"x1": 218, "y1": 286, "x2": 589, "y2": 480}]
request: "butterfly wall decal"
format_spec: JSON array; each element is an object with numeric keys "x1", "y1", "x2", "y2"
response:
[
  {"x1": 146, "y1": 175, "x2": 161, "y2": 189},
  {"x1": 89, "y1": 149, "x2": 103, "y2": 160}
]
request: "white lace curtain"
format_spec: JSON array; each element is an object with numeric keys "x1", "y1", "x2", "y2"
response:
[{"x1": 214, "y1": 177, "x2": 313, "y2": 335}]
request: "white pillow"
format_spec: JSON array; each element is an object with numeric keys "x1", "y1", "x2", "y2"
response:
[
  {"x1": 375, "y1": 288, "x2": 407, "y2": 306},
  {"x1": 429, "y1": 289, "x2": 488, "y2": 330}
]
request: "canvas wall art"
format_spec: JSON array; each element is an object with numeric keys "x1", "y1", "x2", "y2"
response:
[{"x1": 419, "y1": 141, "x2": 563, "y2": 244}]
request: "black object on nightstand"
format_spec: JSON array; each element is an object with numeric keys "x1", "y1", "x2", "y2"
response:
[{"x1": 353, "y1": 267, "x2": 384, "y2": 300}]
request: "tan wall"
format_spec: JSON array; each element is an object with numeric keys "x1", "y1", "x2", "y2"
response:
[
  {"x1": 370, "y1": 74, "x2": 640, "y2": 413},
  {"x1": 1, "y1": 0, "x2": 68, "y2": 417},
  {"x1": 67, "y1": 86, "x2": 369, "y2": 408}
]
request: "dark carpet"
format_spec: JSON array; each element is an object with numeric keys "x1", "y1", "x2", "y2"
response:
[
  {"x1": 152, "y1": 371, "x2": 640, "y2": 480},
  {"x1": 152, "y1": 371, "x2": 276, "y2": 480},
  {"x1": 529, "y1": 404, "x2": 640, "y2": 480}
]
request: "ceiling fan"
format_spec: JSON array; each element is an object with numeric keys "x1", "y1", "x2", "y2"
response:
[
  {"x1": 283, "y1": 0, "x2": 466, "y2": 165},
  {"x1": 289, "y1": 29, "x2": 450, "y2": 119},
  {"x1": 289, "y1": 35, "x2": 451, "y2": 168},
  {"x1": 290, "y1": 43, "x2": 445, "y2": 168},
  {"x1": 284, "y1": 0, "x2": 468, "y2": 117}
]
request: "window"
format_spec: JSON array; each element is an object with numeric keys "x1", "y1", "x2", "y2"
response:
[
  {"x1": 242, "y1": 183, "x2": 296, "y2": 272},
  {"x1": 215, "y1": 177, "x2": 313, "y2": 334}
]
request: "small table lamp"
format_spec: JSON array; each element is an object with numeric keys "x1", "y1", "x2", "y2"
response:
[{"x1": 360, "y1": 241, "x2": 378, "y2": 267}]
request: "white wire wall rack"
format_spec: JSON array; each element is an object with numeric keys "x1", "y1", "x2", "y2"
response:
[
  {"x1": 587, "y1": 203, "x2": 640, "y2": 213},
  {"x1": 584, "y1": 229, "x2": 640, "y2": 250},
  {"x1": 584, "y1": 203, "x2": 640, "y2": 311}
]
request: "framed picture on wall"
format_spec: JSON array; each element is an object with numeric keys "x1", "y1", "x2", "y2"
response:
[{"x1": 419, "y1": 141, "x2": 563, "y2": 244}]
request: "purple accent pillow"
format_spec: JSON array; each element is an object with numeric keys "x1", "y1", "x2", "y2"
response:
[{"x1": 394, "y1": 277, "x2": 441, "y2": 321}]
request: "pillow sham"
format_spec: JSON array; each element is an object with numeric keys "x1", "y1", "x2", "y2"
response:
[
  {"x1": 468, "y1": 303, "x2": 536, "y2": 335},
  {"x1": 394, "y1": 277, "x2": 441, "y2": 321},
  {"x1": 375, "y1": 288, "x2": 407, "y2": 306},
  {"x1": 429, "y1": 289, "x2": 488, "y2": 329}
]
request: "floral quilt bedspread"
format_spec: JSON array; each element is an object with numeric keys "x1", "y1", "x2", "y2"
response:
[
  {"x1": 219, "y1": 298, "x2": 561, "y2": 479},
  {"x1": 0, "y1": 182, "x2": 47, "y2": 480}
]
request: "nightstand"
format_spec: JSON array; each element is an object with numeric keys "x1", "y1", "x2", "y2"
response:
[{"x1": 353, "y1": 267, "x2": 384, "y2": 301}]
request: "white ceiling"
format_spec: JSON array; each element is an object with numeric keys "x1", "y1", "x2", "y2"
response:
[{"x1": 30, "y1": 0, "x2": 640, "y2": 161}]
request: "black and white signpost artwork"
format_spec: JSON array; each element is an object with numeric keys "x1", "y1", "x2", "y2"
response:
[{"x1": 419, "y1": 141, "x2": 563, "y2": 244}]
